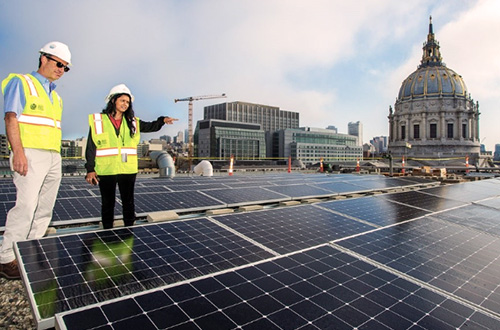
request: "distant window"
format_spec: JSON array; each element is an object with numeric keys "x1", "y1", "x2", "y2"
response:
[
  {"x1": 430, "y1": 124, "x2": 437, "y2": 138},
  {"x1": 447, "y1": 123, "x2": 454, "y2": 139},
  {"x1": 413, "y1": 125, "x2": 420, "y2": 139},
  {"x1": 401, "y1": 126, "x2": 406, "y2": 140},
  {"x1": 462, "y1": 124, "x2": 467, "y2": 138}
]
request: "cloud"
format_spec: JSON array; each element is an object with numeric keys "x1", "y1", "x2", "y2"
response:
[{"x1": 1, "y1": 0, "x2": 499, "y2": 150}]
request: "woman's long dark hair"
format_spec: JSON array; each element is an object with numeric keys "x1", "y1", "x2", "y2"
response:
[{"x1": 102, "y1": 93, "x2": 136, "y2": 137}]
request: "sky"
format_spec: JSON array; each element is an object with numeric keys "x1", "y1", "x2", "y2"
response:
[{"x1": 1, "y1": 0, "x2": 499, "y2": 150}]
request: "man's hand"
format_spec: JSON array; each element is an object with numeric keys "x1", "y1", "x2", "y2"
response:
[{"x1": 5, "y1": 112, "x2": 27, "y2": 176}]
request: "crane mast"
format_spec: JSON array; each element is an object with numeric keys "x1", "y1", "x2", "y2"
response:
[{"x1": 174, "y1": 93, "x2": 227, "y2": 171}]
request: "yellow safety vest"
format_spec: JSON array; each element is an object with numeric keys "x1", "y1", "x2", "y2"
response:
[
  {"x1": 89, "y1": 113, "x2": 141, "y2": 175},
  {"x1": 1, "y1": 73, "x2": 63, "y2": 152}
]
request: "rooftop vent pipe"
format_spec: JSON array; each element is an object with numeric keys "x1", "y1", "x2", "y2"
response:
[
  {"x1": 193, "y1": 160, "x2": 213, "y2": 176},
  {"x1": 150, "y1": 151, "x2": 175, "y2": 178}
]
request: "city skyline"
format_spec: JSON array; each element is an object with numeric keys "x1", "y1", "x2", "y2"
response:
[{"x1": 1, "y1": 1, "x2": 499, "y2": 150}]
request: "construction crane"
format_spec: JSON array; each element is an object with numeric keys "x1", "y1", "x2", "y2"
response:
[{"x1": 174, "y1": 93, "x2": 227, "y2": 171}]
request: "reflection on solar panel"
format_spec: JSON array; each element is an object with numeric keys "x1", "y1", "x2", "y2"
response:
[
  {"x1": 476, "y1": 196, "x2": 500, "y2": 210},
  {"x1": 435, "y1": 203, "x2": 500, "y2": 236},
  {"x1": 421, "y1": 182, "x2": 500, "y2": 203},
  {"x1": 134, "y1": 191, "x2": 225, "y2": 214},
  {"x1": 313, "y1": 181, "x2": 367, "y2": 194},
  {"x1": 263, "y1": 184, "x2": 333, "y2": 199},
  {"x1": 378, "y1": 190, "x2": 466, "y2": 212},
  {"x1": 213, "y1": 204, "x2": 376, "y2": 254},
  {"x1": 15, "y1": 219, "x2": 274, "y2": 328},
  {"x1": 202, "y1": 187, "x2": 289, "y2": 207},
  {"x1": 55, "y1": 245, "x2": 500, "y2": 330},
  {"x1": 320, "y1": 196, "x2": 430, "y2": 226},
  {"x1": 336, "y1": 216, "x2": 500, "y2": 317}
]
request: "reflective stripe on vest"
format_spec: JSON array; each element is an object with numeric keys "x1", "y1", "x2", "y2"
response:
[
  {"x1": 95, "y1": 147, "x2": 137, "y2": 157},
  {"x1": 21, "y1": 74, "x2": 39, "y2": 97},
  {"x1": 96, "y1": 148, "x2": 119, "y2": 157},
  {"x1": 93, "y1": 113, "x2": 104, "y2": 135},
  {"x1": 18, "y1": 113, "x2": 61, "y2": 129}
]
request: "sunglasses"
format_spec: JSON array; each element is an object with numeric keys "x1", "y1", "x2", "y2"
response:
[{"x1": 45, "y1": 55, "x2": 70, "y2": 72}]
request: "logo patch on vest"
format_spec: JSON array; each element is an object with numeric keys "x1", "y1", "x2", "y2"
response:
[{"x1": 30, "y1": 103, "x2": 36, "y2": 110}]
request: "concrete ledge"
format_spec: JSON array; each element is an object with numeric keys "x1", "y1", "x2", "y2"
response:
[
  {"x1": 238, "y1": 205, "x2": 264, "y2": 212},
  {"x1": 279, "y1": 201, "x2": 301, "y2": 206},
  {"x1": 147, "y1": 211, "x2": 179, "y2": 223},
  {"x1": 345, "y1": 193, "x2": 363, "y2": 198},
  {"x1": 301, "y1": 198, "x2": 322, "y2": 204},
  {"x1": 206, "y1": 208, "x2": 234, "y2": 216}
]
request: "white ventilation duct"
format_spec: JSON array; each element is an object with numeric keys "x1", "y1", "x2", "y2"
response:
[
  {"x1": 193, "y1": 160, "x2": 213, "y2": 176},
  {"x1": 150, "y1": 151, "x2": 175, "y2": 178}
]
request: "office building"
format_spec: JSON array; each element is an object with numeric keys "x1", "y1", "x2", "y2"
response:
[
  {"x1": 275, "y1": 127, "x2": 362, "y2": 165},
  {"x1": 195, "y1": 119, "x2": 266, "y2": 160},
  {"x1": 348, "y1": 121, "x2": 363, "y2": 146}
]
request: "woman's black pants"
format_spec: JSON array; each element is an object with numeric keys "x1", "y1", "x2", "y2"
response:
[{"x1": 98, "y1": 173, "x2": 137, "y2": 229}]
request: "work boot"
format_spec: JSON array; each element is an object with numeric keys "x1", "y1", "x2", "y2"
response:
[{"x1": 0, "y1": 259, "x2": 21, "y2": 280}]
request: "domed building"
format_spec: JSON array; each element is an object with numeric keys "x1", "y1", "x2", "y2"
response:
[{"x1": 388, "y1": 17, "x2": 480, "y2": 162}]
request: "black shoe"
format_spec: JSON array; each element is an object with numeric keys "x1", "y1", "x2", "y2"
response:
[{"x1": 0, "y1": 259, "x2": 21, "y2": 280}]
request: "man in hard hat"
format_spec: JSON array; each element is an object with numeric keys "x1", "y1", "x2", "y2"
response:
[{"x1": 0, "y1": 41, "x2": 72, "y2": 280}]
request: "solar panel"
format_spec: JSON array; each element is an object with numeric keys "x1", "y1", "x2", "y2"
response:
[
  {"x1": 51, "y1": 197, "x2": 104, "y2": 222},
  {"x1": 15, "y1": 219, "x2": 275, "y2": 328},
  {"x1": 319, "y1": 196, "x2": 430, "y2": 227},
  {"x1": 378, "y1": 190, "x2": 467, "y2": 212},
  {"x1": 434, "y1": 203, "x2": 500, "y2": 236},
  {"x1": 213, "y1": 204, "x2": 377, "y2": 254},
  {"x1": 421, "y1": 183, "x2": 500, "y2": 203},
  {"x1": 336, "y1": 216, "x2": 500, "y2": 317},
  {"x1": 133, "y1": 190, "x2": 226, "y2": 214},
  {"x1": 0, "y1": 201, "x2": 15, "y2": 228},
  {"x1": 263, "y1": 184, "x2": 334, "y2": 199},
  {"x1": 476, "y1": 196, "x2": 500, "y2": 210},
  {"x1": 313, "y1": 181, "x2": 367, "y2": 194},
  {"x1": 164, "y1": 183, "x2": 230, "y2": 192},
  {"x1": 55, "y1": 244, "x2": 500, "y2": 330},
  {"x1": 201, "y1": 187, "x2": 290, "y2": 207}
]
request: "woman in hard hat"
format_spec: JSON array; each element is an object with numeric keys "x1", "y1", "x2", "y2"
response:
[{"x1": 85, "y1": 84, "x2": 177, "y2": 229}]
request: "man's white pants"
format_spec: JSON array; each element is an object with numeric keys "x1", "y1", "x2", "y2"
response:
[{"x1": 0, "y1": 149, "x2": 61, "y2": 263}]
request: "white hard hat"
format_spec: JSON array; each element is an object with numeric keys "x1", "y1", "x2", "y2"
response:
[
  {"x1": 105, "y1": 84, "x2": 135, "y2": 103},
  {"x1": 39, "y1": 41, "x2": 72, "y2": 66}
]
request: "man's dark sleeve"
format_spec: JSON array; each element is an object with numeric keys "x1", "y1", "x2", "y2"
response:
[
  {"x1": 139, "y1": 117, "x2": 165, "y2": 133},
  {"x1": 84, "y1": 128, "x2": 96, "y2": 173}
]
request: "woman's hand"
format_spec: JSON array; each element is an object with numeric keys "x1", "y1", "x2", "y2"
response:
[
  {"x1": 164, "y1": 116, "x2": 178, "y2": 125},
  {"x1": 85, "y1": 172, "x2": 99, "y2": 185}
]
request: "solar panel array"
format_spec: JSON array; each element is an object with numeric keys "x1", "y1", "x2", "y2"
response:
[
  {"x1": 0, "y1": 173, "x2": 430, "y2": 229},
  {"x1": 7, "y1": 174, "x2": 500, "y2": 329}
]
